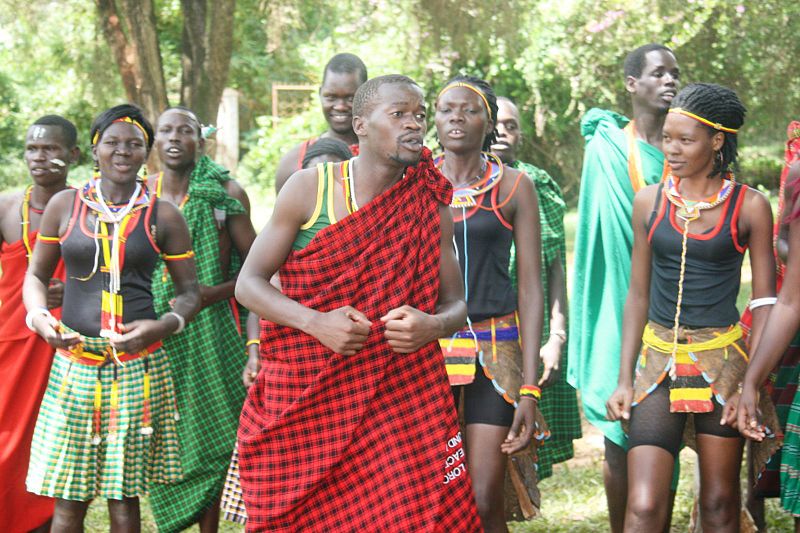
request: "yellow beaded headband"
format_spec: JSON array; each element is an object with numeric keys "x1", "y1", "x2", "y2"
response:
[
  {"x1": 92, "y1": 116, "x2": 150, "y2": 145},
  {"x1": 669, "y1": 107, "x2": 738, "y2": 134},
  {"x1": 437, "y1": 82, "x2": 493, "y2": 120}
]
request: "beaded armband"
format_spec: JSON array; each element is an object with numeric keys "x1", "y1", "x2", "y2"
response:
[
  {"x1": 37, "y1": 235, "x2": 61, "y2": 243},
  {"x1": 246, "y1": 339, "x2": 260, "y2": 347},
  {"x1": 162, "y1": 250, "x2": 195, "y2": 261}
]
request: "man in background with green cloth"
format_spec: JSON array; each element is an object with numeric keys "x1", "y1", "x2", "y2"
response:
[
  {"x1": 148, "y1": 107, "x2": 259, "y2": 533},
  {"x1": 493, "y1": 96, "x2": 582, "y2": 482},
  {"x1": 566, "y1": 44, "x2": 679, "y2": 533}
]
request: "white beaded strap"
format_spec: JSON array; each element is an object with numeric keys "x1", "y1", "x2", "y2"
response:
[
  {"x1": 749, "y1": 297, "x2": 778, "y2": 311},
  {"x1": 25, "y1": 307, "x2": 53, "y2": 331},
  {"x1": 164, "y1": 311, "x2": 186, "y2": 334}
]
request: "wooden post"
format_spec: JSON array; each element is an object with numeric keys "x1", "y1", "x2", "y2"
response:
[{"x1": 215, "y1": 87, "x2": 239, "y2": 175}]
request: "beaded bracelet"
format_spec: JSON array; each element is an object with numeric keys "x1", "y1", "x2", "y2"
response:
[
  {"x1": 519, "y1": 384, "x2": 542, "y2": 401},
  {"x1": 246, "y1": 339, "x2": 260, "y2": 347}
]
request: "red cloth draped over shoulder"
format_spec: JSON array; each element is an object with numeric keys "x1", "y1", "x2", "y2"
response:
[
  {"x1": 238, "y1": 148, "x2": 481, "y2": 532},
  {"x1": 0, "y1": 231, "x2": 64, "y2": 532}
]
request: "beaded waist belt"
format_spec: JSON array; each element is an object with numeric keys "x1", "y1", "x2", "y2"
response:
[{"x1": 57, "y1": 341, "x2": 163, "y2": 366}]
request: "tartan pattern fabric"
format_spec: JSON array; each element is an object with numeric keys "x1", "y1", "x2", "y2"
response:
[
  {"x1": 149, "y1": 156, "x2": 247, "y2": 532},
  {"x1": 220, "y1": 442, "x2": 248, "y2": 525},
  {"x1": 26, "y1": 341, "x2": 181, "y2": 500},
  {"x1": 758, "y1": 335, "x2": 800, "y2": 496},
  {"x1": 238, "y1": 148, "x2": 481, "y2": 532},
  {"x1": 782, "y1": 386, "x2": 800, "y2": 516},
  {"x1": 509, "y1": 160, "x2": 581, "y2": 479},
  {"x1": 0, "y1": 233, "x2": 58, "y2": 532}
]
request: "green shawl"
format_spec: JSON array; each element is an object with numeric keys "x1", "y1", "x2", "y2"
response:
[
  {"x1": 149, "y1": 156, "x2": 248, "y2": 532},
  {"x1": 566, "y1": 109, "x2": 664, "y2": 447}
]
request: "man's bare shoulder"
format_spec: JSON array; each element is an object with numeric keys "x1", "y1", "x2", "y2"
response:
[{"x1": 223, "y1": 178, "x2": 250, "y2": 205}]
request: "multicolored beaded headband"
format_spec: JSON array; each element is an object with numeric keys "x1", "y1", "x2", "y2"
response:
[
  {"x1": 437, "y1": 82, "x2": 493, "y2": 120},
  {"x1": 669, "y1": 107, "x2": 739, "y2": 134},
  {"x1": 92, "y1": 116, "x2": 150, "y2": 145}
]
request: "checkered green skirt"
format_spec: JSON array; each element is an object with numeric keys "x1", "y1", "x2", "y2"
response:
[{"x1": 26, "y1": 335, "x2": 182, "y2": 501}]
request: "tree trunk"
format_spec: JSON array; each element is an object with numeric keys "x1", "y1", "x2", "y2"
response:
[
  {"x1": 179, "y1": 0, "x2": 236, "y2": 125},
  {"x1": 95, "y1": 0, "x2": 169, "y2": 127}
]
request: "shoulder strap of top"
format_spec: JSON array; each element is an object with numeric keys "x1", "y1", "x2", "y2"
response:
[
  {"x1": 326, "y1": 162, "x2": 337, "y2": 224},
  {"x1": 299, "y1": 163, "x2": 327, "y2": 230},
  {"x1": 647, "y1": 183, "x2": 667, "y2": 243},
  {"x1": 61, "y1": 189, "x2": 82, "y2": 242}
]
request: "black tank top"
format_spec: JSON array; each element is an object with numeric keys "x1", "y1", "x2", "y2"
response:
[
  {"x1": 647, "y1": 182, "x2": 748, "y2": 328},
  {"x1": 61, "y1": 190, "x2": 161, "y2": 336},
  {"x1": 453, "y1": 186, "x2": 517, "y2": 322}
]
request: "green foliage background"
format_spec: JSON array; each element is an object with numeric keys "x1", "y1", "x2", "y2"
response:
[{"x1": 0, "y1": 0, "x2": 798, "y2": 201}]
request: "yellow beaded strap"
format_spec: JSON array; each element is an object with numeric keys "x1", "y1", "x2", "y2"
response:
[
  {"x1": 21, "y1": 185, "x2": 34, "y2": 261},
  {"x1": 37, "y1": 235, "x2": 61, "y2": 243},
  {"x1": 669, "y1": 108, "x2": 739, "y2": 134},
  {"x1": 437, "y1": 82, "x2": 493, "y2": 120}
]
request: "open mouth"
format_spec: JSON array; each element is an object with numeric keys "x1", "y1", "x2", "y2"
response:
[
  {"x1": 661, "y1": 90, "x2": 676, "y2": 101},
  {"x1": 447, "y1": 129, "x2": 466, "y2": 139},
  {"x1": 491, "y1": 141, "x2": 510, "y2": 151}
]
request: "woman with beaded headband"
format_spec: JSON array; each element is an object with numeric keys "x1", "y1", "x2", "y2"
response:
[
  {"x1": 22, "y1": 104, "x2": 201, "y2": 531},
  {"x1": 739, "y1": 125, "x2": 800, "y2": 531},
  {"x1": 434, "y1": 75, "x2": 548, "y2": 531},
  {"x1": 606, "y1": 83, "x2": 780, "y2": 532}
]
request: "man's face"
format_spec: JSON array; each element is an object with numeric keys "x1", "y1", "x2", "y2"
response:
[
  {"x1": 155, "y1": 109, "x2": 202, "y2": 171},
  {"x1": 24, "y1": 125, "x2": 74, "y2": 186},
  {"x1": 320, "y1": 70, "x2": 362, "y2": 135},
  {"x1": 356, "y1": 83, "x2": 426, "y2": 167},
  {"x1": 492, "y1": 99, "x2": 521, "y2": 164},
  {"x1": 627, "y1": 50, "x2": 680, "y2": 112}
]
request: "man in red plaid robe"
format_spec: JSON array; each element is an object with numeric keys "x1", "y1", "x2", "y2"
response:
[{"x1": 235, "y1": 74, "x2": 482, "y2": 532}]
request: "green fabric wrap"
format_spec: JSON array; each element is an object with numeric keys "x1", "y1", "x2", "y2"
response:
[
  {"x1": 566, "y1": 108, "x2": 664, "y2": 447},
  {"x1": 509, "y1": 160, "x2": 581, "y2": 479},
  {"x1": 149, "y1": 156, "x2": 247, "y2": 532}
]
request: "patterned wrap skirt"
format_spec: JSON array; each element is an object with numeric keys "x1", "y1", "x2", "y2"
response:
[
  {"x1": 26, "y1": 332, "x2": 182, "y2": 500},
  {"x1": 442, "y1": 312, "x2": 550, "y2": 520},
  {"x1": 629, "y1": 321, "x2": 782, "y2": 479}
]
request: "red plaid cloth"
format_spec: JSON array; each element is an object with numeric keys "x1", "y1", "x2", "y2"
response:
[{"x1": 239, "y1": 148, "x2": 481, "y2": 532}]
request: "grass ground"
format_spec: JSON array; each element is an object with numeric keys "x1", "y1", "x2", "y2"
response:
[{"x1": 85, "y1": 205, "x2": 795, "y2": 531}]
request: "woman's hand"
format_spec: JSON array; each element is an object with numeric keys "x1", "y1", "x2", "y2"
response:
[
  {"x1": 32, "y1": 313, "x2": 81, "y2": 349},
  {"x1": 111, "y1": 318, "x2": 173, "y2": 353},
  {"x1": 737, "y1": 382, "x2": 766, "y2": 441},
  {"x1": 501, "y1": 398, "x2": 536, "y2": 454},
  {"x1": 606, "y1": 383, "x2": 633, "y2": 421},
  {"x1": 46, "y1": 279, "x2": 65, "y2": 309},
  {"x1": 720, "y1": 391, "x2": 740, "y2": 428}
]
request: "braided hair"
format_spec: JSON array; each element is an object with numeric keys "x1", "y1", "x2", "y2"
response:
[
  {"x1": 441, "y1": 75, "x2": 498, "y2": 151},
  {"x1": 670, "y1": 83, "x2": 746, "y2": 177},
  {"x1": 302, "y1": 138, "x2": 353, "y2": 168},
  {"x1": 90, "y1": 104, "x2": 154, "y2": 152}
]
